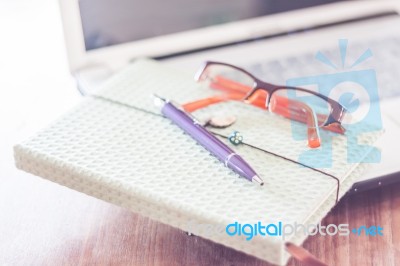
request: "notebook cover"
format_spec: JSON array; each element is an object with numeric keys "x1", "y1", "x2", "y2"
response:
[{"x1": 14, "y1": 59, "x2": 381, "y2": 265}]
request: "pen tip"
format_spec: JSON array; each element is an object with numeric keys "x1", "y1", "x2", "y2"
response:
[{"x1": 252, "y1": 175, "x2": 264, "y2": 186}]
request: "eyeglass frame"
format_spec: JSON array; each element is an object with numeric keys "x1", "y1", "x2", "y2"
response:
[{"x1": 195, "y1": 61, "x2": 348, "y2": 129}]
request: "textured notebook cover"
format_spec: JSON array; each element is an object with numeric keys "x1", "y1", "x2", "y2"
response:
[{"x1": 14, "y1": 59, "x2": 380, "y2": 265}]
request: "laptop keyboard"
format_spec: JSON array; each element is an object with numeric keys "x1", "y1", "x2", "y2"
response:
[{"x1": 245, "y1": 35, "x2": 400, "y2": 103}]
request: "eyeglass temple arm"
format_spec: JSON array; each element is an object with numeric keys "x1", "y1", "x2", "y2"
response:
[
  {"x1": 182, "y1": 92, "x2": 247, "y2": 112},
  {"x1": 182, "y1": 91, "x2": 321, "y2": 148},
  {"x1": 182, "y1": 89, "x2": 316, "y2": 128},
  {"x1": 209, "y1": 76, "x2": 345, "y2": 134},
  {"x1": 270, "y1": 98, "x2": 321, "y2": 148}
]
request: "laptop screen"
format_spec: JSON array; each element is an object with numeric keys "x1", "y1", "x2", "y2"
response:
[{"x1": 79, "y1": 0, "x2": 345, "y2": 51}]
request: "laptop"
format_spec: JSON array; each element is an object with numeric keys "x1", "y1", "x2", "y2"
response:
[{"x1": 58, "y1": 0, "x2": 400, "y2": 193}]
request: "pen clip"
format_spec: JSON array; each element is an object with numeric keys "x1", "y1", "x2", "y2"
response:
[{"x1": 153, "y1": 94, "x2": 202, "y2": 124}]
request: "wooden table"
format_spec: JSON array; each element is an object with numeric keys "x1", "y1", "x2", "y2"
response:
[{"x1": 1, "y1": 1, "x2": 399, "y2": 265}]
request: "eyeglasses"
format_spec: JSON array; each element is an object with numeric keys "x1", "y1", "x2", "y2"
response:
[{"x1": 182, "y1": 61, "x2": 348, "y2": 148}]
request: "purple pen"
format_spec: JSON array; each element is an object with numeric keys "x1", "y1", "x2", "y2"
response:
[{"x1": 154, "y1": 95, "x2": 264, "y2": 186}]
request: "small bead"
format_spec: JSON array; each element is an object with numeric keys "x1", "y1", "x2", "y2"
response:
[{"x1": 228, "y1": 131, "x2": 243, "y2": 145}]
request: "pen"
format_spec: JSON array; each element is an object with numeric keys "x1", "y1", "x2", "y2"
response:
[{"x1": 154, "y1": 95, "x2": 264, "y2": 186}]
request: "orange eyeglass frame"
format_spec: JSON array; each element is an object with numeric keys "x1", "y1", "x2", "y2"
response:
[{"x1": 183, "y1": 76, "x2": 344, "y2": 148}]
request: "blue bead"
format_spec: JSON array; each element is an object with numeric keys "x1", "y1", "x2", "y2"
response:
[{"x1": 228, "y1": 131, "x2": 243, "y2": 145}]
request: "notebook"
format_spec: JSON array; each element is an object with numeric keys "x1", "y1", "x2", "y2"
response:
[{"x1": 14, "y1": 59, "x2": 381, "y2": 265}]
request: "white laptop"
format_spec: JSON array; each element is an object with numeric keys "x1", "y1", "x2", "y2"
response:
[{"x1": 59, "y1": 0, "x2": 400, "y2": 193}]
